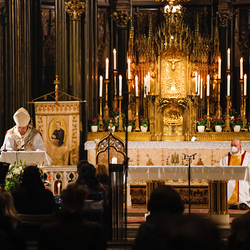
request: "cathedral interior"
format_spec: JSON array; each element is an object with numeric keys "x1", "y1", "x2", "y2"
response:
[{"x1": 1, "y1": 0, "x2": 250, "y2": 158}]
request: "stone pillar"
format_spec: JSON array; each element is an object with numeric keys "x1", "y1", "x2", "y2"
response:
[{"x1": 65, "y1": 1, "x2": 85, "y2": 99}]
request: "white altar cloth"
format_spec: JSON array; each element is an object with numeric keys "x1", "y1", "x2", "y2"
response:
[
  {"x1": 0, "y1": 151, "x2": 52, "y2": 165},
  {"x1": 128, "y1": 166, "x2": 250, "y2": 182},
  {"x1": 85, "y1": 141, "x2": 250, "y2": 150}
]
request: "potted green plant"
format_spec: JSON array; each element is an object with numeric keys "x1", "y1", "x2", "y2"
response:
[
  {"x1": 110, "y1": 107, "x2": 125, "y2": 119},
  {"x1": 123, "y1": 118, "x2": 135, "y2": 132},
  {"x1": 140, "y1": 118, "x2": 149, "y2": 132},
  {"x1": 248, "y1": 119, "x2": 250, "y2": 131},
  {"x1": 212, "y1": 117, "x2": 225, "y2": 132},
  {"x1": 230, "y1": 117, "x2": 243, "y2": 132},
  {"x1": 196, "y1": 118, "x2": 207, "y2": 132},
  {"x1": 89, "y1": 118, "x2": 99, "y2": 132}
]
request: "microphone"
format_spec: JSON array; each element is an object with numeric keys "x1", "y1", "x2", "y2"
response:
[{"x1": 18, "y1": 137, "x2": 31, "y2": 151}]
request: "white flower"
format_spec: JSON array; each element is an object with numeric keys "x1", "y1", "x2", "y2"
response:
[{"x1": 13, "y1": 166, "x2": 23, "y2": 175}]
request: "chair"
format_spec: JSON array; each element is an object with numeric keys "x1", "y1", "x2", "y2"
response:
[{"x1": 18, "y1": 213, "x2": 56, "y2": 241}]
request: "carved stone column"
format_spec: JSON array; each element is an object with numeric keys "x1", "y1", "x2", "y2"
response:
[
  {"x1": 55, "y1": 0, "x2": 68, "y2": 93},
  {"x1": 65, "y1": 1, "x2": 85, "y2": 98}
]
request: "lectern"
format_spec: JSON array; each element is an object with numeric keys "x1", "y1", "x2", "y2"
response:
[{"x1": 0, "y1": 151, "x2": 52, "y2": 165}]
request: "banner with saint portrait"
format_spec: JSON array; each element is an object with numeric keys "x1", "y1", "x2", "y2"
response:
[{"x1": 34, "y1": 101, "x2": 80, "y2": 165}]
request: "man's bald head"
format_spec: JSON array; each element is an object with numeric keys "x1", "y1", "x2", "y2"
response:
[{"x1": 231, "y1": 139, "x2": 241, "y2": 154}]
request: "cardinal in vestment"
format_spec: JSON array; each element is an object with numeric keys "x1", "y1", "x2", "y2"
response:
[{"x1": 220, "y1": 139, "x2": 250, "y2": 208}]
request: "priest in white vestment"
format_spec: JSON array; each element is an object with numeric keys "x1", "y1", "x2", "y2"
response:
[
  {"x1": 220, "y1": 139, "x2": 250, "y2": 207},
  {"x1": 1, "y1": 107, "x2": 45, "y2": 152}
]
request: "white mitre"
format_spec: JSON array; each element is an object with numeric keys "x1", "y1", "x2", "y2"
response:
[{"x1": 13, "y1": 107, "x2": 30, "y2": 127}]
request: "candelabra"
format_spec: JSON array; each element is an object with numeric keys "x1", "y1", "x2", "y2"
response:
[
  {"x1": 216, "y1": 78, "x2": 222, "y2": 117},
  {"x1": 127, "y1": 79, "x2": 132, "y2": 120},
  {"x1": 104, "y1": 79, "x2": 110, "y2": 120},
  {"x1": 98, "y1": 97, "x2": 104, "y2": 131},
  {"x1": 224, "y1": 96, "x2": 231, "y2": 132},
  {"x1": 134, "y1": 96, "x2": 141, "y2": 132},
  {"x1": 113, "y1": 70, "x2": 118, "y2": 108},
  {"x1": 241, "y1": 95, "x2": 248, "y2": 132},
  {"x1": 206, "y1": 96, "x2": 212, "y2": 132},
  {"x1": 118, "y1": 96, "x2": 124, "y2": 132}
]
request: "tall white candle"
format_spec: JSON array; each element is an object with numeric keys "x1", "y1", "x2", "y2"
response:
[
  {"x1": 218, "y1": 58, "x2": 221, "y2": 79},
  {"x1": 195, "y1": 72, "x2": 197, "y2": 93},
  {"x1": 113, "y1": 49, "x2": 117, "y2": 70},
  {"x1": 147, "y1": 73, "x2": 150, "y2": 93},
  {"x1": 119, "y1": 75, "x2": 122, "y2": 96},
  {"x1": 198, "y1": 75, "x2": 200, "y2": 95},
  {"x1": 240, "y1": 57, "x2": 243, "y2": 79},
  {"x1": 207, "y1": 75, "x2": 210, "y2": 96},
  {"x1": 111, "y1": 157, "x2": 117, "y2": 164},
  {"x1": 200, "y1": 78, "x2": 203, "y2": 99},
  {"x1": 128, "y1": 59, "x2": 131, "y2": 79},
  {"x1": 227, "y1": 48, "x2": 230, "y2": 70},
  {"x1": 58, "y1": 182, "x2": 61, "y2": 196},
  {"x1": 99, "y1": 76, "x2": 103, "y2": 97},
  {"x1": 105, "y1": 58, "x2": 109, "y2": 79},
  {"x1": 135, "y1": 75, "x2": 139, "y2": 97},
  {"x1": 227, "y1": 75, "x2": 230, "y2": 96},
  {"x1": 244, "y1": 74, "x2": 247, "y2": 96}
]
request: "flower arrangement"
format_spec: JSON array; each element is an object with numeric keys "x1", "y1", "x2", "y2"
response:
[
  {"x1": 212, "y1": 117, "x2": 225, "y2": 127},
  {"x1": 224, "y1": 108, "x2": 238, "y2": 117},
  {"x1": 230, "y1": 117, "x2": 243, "y2": 128},
  {"x1": 248, "y1": 119, "x2": 250, "y2": 127},
  {"x1": 105, "y1": 118, "x2": 118, "y2": 127},
  {"x1": 4, "y1": 161, "x2": 44, "y2": 193},
  {"x1": 89, "y1": 118, "x2": 99, "y2": 127},
  {"x1": 123, "y1": 118, "x2": 135, "y2": 128},
  {"x1": 196, "y1": 118, "x2": 207, "y2": 126},
  {"x1": 140, "y1": 118, "x2": 149, "y2": 127},
  {"x1": 110, "y1": 107, "x2": 125, "y2": 118}
]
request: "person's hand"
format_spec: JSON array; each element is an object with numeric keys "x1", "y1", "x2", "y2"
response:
[
  {"x1": 44, "y1": 182, "x2": 51, "y2": 191},
  {"x1": 51, "y1": 135, "x2": 56, "y2": 139}
]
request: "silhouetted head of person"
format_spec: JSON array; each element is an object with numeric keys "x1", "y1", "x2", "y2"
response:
[
  {"x1": 166, "y1": 214, "x2": 222, "y2": 250},
  {"x1": 77, "y1": 159, "x2": 89, "y2": 173},
  {"x1": 77, "y1": 162, "x2": 99, "y2": 188},
  {"x1": 21, "y1": 165, "x2": 44, "y2": 190},
  {"x1": 0, "y1": 193, "x2": 7, "y2": 215},
  {"x1": 61, "y1": 183, "x2": 86, "y2": 213},
  {"x1": 96, "y1": 164, "x2": 109, "y2": 176},
  {"x1": 147, "y1": 185, "x2": 184, "y2": 215}
]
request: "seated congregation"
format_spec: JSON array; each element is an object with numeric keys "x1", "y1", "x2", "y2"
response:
[{"x1": 1, "y1": 161, "x2": 250, "y2": 250}]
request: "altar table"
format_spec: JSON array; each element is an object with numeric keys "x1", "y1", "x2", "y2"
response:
[{"x1": 128, "y1": 165, "x2": 250, "y2": 225}]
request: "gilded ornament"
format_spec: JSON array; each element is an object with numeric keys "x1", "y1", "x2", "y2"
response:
[{"x1": 65, "y1": 1, "x2": 85, "y2": 20}]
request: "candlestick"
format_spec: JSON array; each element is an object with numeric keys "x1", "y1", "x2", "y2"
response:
[
  {"x1": 104, "y1": 79, "x2": 110, "y2": 120},
  {"x1": 206, "y1": 96, "x2": 212, "y2": 132},
  {"x1": 113, "y1": 49, "x2": 117, "y2": 70},
  {"x1": 134, "y1": 96, "x2": 141, "y2": 132},
  {"x1": 58, "y1": 182, "x2": 61, "y2": 196},
  {"x1": 224, "y1": 95, "x2": 231, "y2": 132},
  {"x1": 218, "y1": 58, "x2": 221, "y2": 79},
  {"x1": 227, "y1": 75, "x2": 230, "y2": 96},
  {"x1": 128, "y1": 59, "x2": 131, "y2": 79},
  {"x1": 147, "y1": 73, "x2": 150, "y2": 94},
  {"x1": 99, "y1": 76, "x2": 103, "y2": 97},
  {"x1": 240, "y1": 57, "x2": 243, "y2": 79},
  {"x1": 244, "y1": 74, "x2": 247, "y2": 96},
  {"x1": 144, "y1": 77, "x2": 147, "y2": 97},
  {"x1": 118, "y1": 96, "x2": 124, "y2": 132},
  {"x1": 119, "y1": 75, "x2": 122, "y2": 96},
  {"x1": 105, "y1": 58, "x2": 109, "y2": 79},
  {"x1": 227, "y1": 48, "x2": 230, "y2": 70},
  {"x1": 217, "y1": 78, "x2": 222, "y2": 117},
  {"x1": 241, "y1": 95, "x2": 248, "y2": 131},
  {"x1": 113, "y1": 70, "x2": 118, "y2": 108},
  {"x1": 98, "y1": 97, "x2": 104, "y2": 131},
  {"x1": 135, "y1": 75, "x2": 139, "y2": 97},
  {"x1": 200, "y1": 78, "x2": 203, "y2": 99},
  {"x1": 207, "y1": 75, "x2": 210, "y2": 96}
]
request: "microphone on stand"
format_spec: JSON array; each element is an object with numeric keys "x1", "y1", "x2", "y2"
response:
[{"x1": 17, "y1": 137, "x2": 31, "y2": 151}]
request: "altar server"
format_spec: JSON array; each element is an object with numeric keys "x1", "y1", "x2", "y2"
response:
[
  {"x1": 220, "y1": 139, "x2": 250, "y2": 208},
  {"x1": 1, "y1": 107, "x2": 45, "y2": 151}
]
